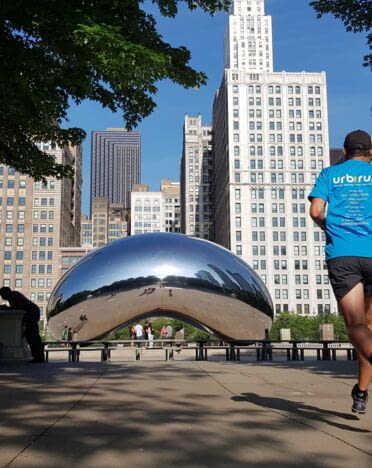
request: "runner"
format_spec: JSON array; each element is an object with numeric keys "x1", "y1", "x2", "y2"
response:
[{"x1": 309, "y1": 129, "x2": 372, "y2": 415}]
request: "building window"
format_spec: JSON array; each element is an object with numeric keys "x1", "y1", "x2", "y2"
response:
[{"x1": 4, "y1": 251, "x2": 11, "y2": 260}]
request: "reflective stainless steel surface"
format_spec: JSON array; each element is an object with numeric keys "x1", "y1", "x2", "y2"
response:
[{"x1": 47, "y1": 233, "x2": 273, "y2": 340}]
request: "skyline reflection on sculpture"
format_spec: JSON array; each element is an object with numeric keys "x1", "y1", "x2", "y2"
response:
[
  {"x1": 50, "y1": 268, "x2": 270, "y2": 318},
  {"x1": 47, "y1": 233, "x2": 273, "y2": 340}
]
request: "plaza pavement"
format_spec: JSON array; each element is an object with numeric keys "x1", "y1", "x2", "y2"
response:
[{"x1": 0, "y1": 350, "x2": 371, "y2": 468}]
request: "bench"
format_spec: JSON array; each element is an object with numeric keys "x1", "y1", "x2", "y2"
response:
[
  {"x1": 42, "y1": 340, "x2": 357, "y2": 363},
  {"x1": 45, "y1": 342, "x2": 108, "y2": 362},
  {"x1": 328, "y1": 343, "x2": 357, "y2": 361}
]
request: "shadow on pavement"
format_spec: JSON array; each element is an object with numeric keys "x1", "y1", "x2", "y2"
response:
[
  {"x1": 220, "y1": 358, "x2": 358, "y2": 381},
  {"x1": 0, "y1": 361, "x2": 369, "y2": 467},
  {"x1": 231, "y1": 393, "x2": 369, "y2": 434}
]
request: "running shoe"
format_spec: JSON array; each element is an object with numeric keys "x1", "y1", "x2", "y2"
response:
[{"x1": 351, "y1": 384, "x2": 368, "y2": 415}]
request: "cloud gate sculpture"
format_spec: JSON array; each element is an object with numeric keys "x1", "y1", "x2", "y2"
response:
[{"x1": 47, "y1": 233, "x2": 273, "y2": 341}]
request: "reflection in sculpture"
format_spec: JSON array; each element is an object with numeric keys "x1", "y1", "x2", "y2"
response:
[{"x1": 47, "y1": 233, "x2": 273, "y2": 340}]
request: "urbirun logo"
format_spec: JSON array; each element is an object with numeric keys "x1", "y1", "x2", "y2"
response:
[{"x1": 333, "y1": 174, "x2": 372, "y2": 184}]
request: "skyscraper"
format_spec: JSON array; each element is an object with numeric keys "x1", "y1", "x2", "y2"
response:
[
  {"x1": 212, "y1": 0, "x2": 336, "y2": 315},
  {"x1": 131, "y1": 179, "x2": 181, "y2": 235},
  {"x1": 181, "y1": 115, "x2": 215, "y2": 240},
  {"x1": 0, "y1": 143, "x2": 82, "y2": 324},
  {"x1": 81, "y1": 214, "x2": 92, "y2": 246},
  {"x1": 161, "y1": 179, "x2": 181, "y2": 233},
  {"x1": 80, "y1": 198, "x2": 129, "y2": 248},
  {"x1": 90, "y1": 128, "x2": 141, "y2": 212}
]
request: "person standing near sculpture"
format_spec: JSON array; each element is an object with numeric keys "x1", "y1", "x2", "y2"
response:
[
  {"x1": 145, "y1": 322, "x2": 154, "y2": 348},
  {"x1": 175, "y1": 327, "x2": 184, "y2": 354},
  {"x1": 0, "y1": 287, "x2": 45, "y2": 363},
  {"x1": 61, "y1": 325, "x2": 68, "y2": 346},
  {"x1": 67, "y1": 327, "x2": 74, "y2": 343},
  {"x1": 134, "y1": 322, "x2": 144, "y2": 343},
  {"x1": 166, "y1": 323, "x2": 173, "y2": 339},
  {"x1": 160, "y1": 325, "x2": 168, "y2": 343},
  {"x1": 309, "y1": 130, "x2": 372, "y2": 415}
]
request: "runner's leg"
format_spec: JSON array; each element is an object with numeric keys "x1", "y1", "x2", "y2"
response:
[
  {"x1": 339, "y1": 282, "x2": 372, "y2": 365},
  {"x1": 357, "y1": 295, "x2": 372, "y2": 391}
]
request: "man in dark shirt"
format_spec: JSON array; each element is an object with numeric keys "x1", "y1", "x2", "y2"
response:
[{"x1": 0, "y1": 287, "x2": 45, "y2": 363}]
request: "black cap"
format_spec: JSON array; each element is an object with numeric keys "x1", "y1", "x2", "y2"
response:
[{"x1": 343, "y1": 130, "x2": 371, "y2": 151}]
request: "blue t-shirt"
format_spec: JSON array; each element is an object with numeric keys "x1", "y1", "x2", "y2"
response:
[{"x1": 308, "y1": 159, "x2": 372, "y2": 260}]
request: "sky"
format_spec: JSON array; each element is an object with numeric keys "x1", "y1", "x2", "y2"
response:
[{"x1": 65, "y1": 0, "x2": 372, "y2": 215}]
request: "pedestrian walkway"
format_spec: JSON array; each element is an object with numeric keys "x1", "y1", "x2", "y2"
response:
[{"x1": 0, "y1": 360, "x2": 370, "y2": 467}]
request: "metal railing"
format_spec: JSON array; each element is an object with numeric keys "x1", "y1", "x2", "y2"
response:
[{"x1": 42, "y1": 339, "x2": 357, "y2": 363}]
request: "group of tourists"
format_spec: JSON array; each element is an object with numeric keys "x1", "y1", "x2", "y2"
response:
[
  {"x1": 129, "y1": 322, "x2": 184, "y2": 349},
  {"x1": 130, "y1": 321, "x2": 154, "y2": 343},
  {"x1": 61, "y1": 326, "x2": 74, "y2": 345}
]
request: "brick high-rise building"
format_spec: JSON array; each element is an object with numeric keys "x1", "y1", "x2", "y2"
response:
[
  {"x1": 161, "y1": 179, "x2": 181, "y2": 233},
  {"x1": 180, "y1": 115, "x2": 214, "y2": 240},
  {"x1": 330, "y1": 148, "x2": 344, "y2": 166},
  {"x1": 81, "y1": 198, "x2": 129, "y2": 248},
  {"x1": 0, "y1": 142, "x2": 82, "y2": 324}
]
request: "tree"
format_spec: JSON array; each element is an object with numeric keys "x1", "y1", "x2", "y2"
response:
[
  {"x1": 310, "y1": 0, "x2": 372, "y2": 70},
  {"x1": 269, "y1": 312, "x2": 347, "y2": 341},
  {"x1": 0, "y1": 0, "x2": 230, "y2": 180}
]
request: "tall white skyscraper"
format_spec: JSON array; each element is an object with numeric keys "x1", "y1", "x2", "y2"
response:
[
  {"x1": 213, "y1": 0, "x2": 337, "y2": 315},
  {"x1": 224, "y1": 0, "x2": 273, "y2": 72}
]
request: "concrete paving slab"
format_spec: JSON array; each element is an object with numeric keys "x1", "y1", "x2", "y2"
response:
[{"x1": 0, "y1": 360, "x2": 370, "y2": 467}]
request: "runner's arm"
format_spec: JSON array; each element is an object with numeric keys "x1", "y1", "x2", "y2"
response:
[{"x1": 309, "y1": 197, "x2": 326, "y2": 230}]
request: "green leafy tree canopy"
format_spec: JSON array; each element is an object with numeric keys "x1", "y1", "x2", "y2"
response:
[
  {"x1": 0, "y1": 0, "x2": 230, "y2": 179},
  {"x1": 310, "y1": 0, "x2": 372, "y2": 69}
]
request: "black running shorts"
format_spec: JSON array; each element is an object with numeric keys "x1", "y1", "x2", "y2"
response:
[{"x1": 326, "y1": 256, "x2": 372, "y2": 301}]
